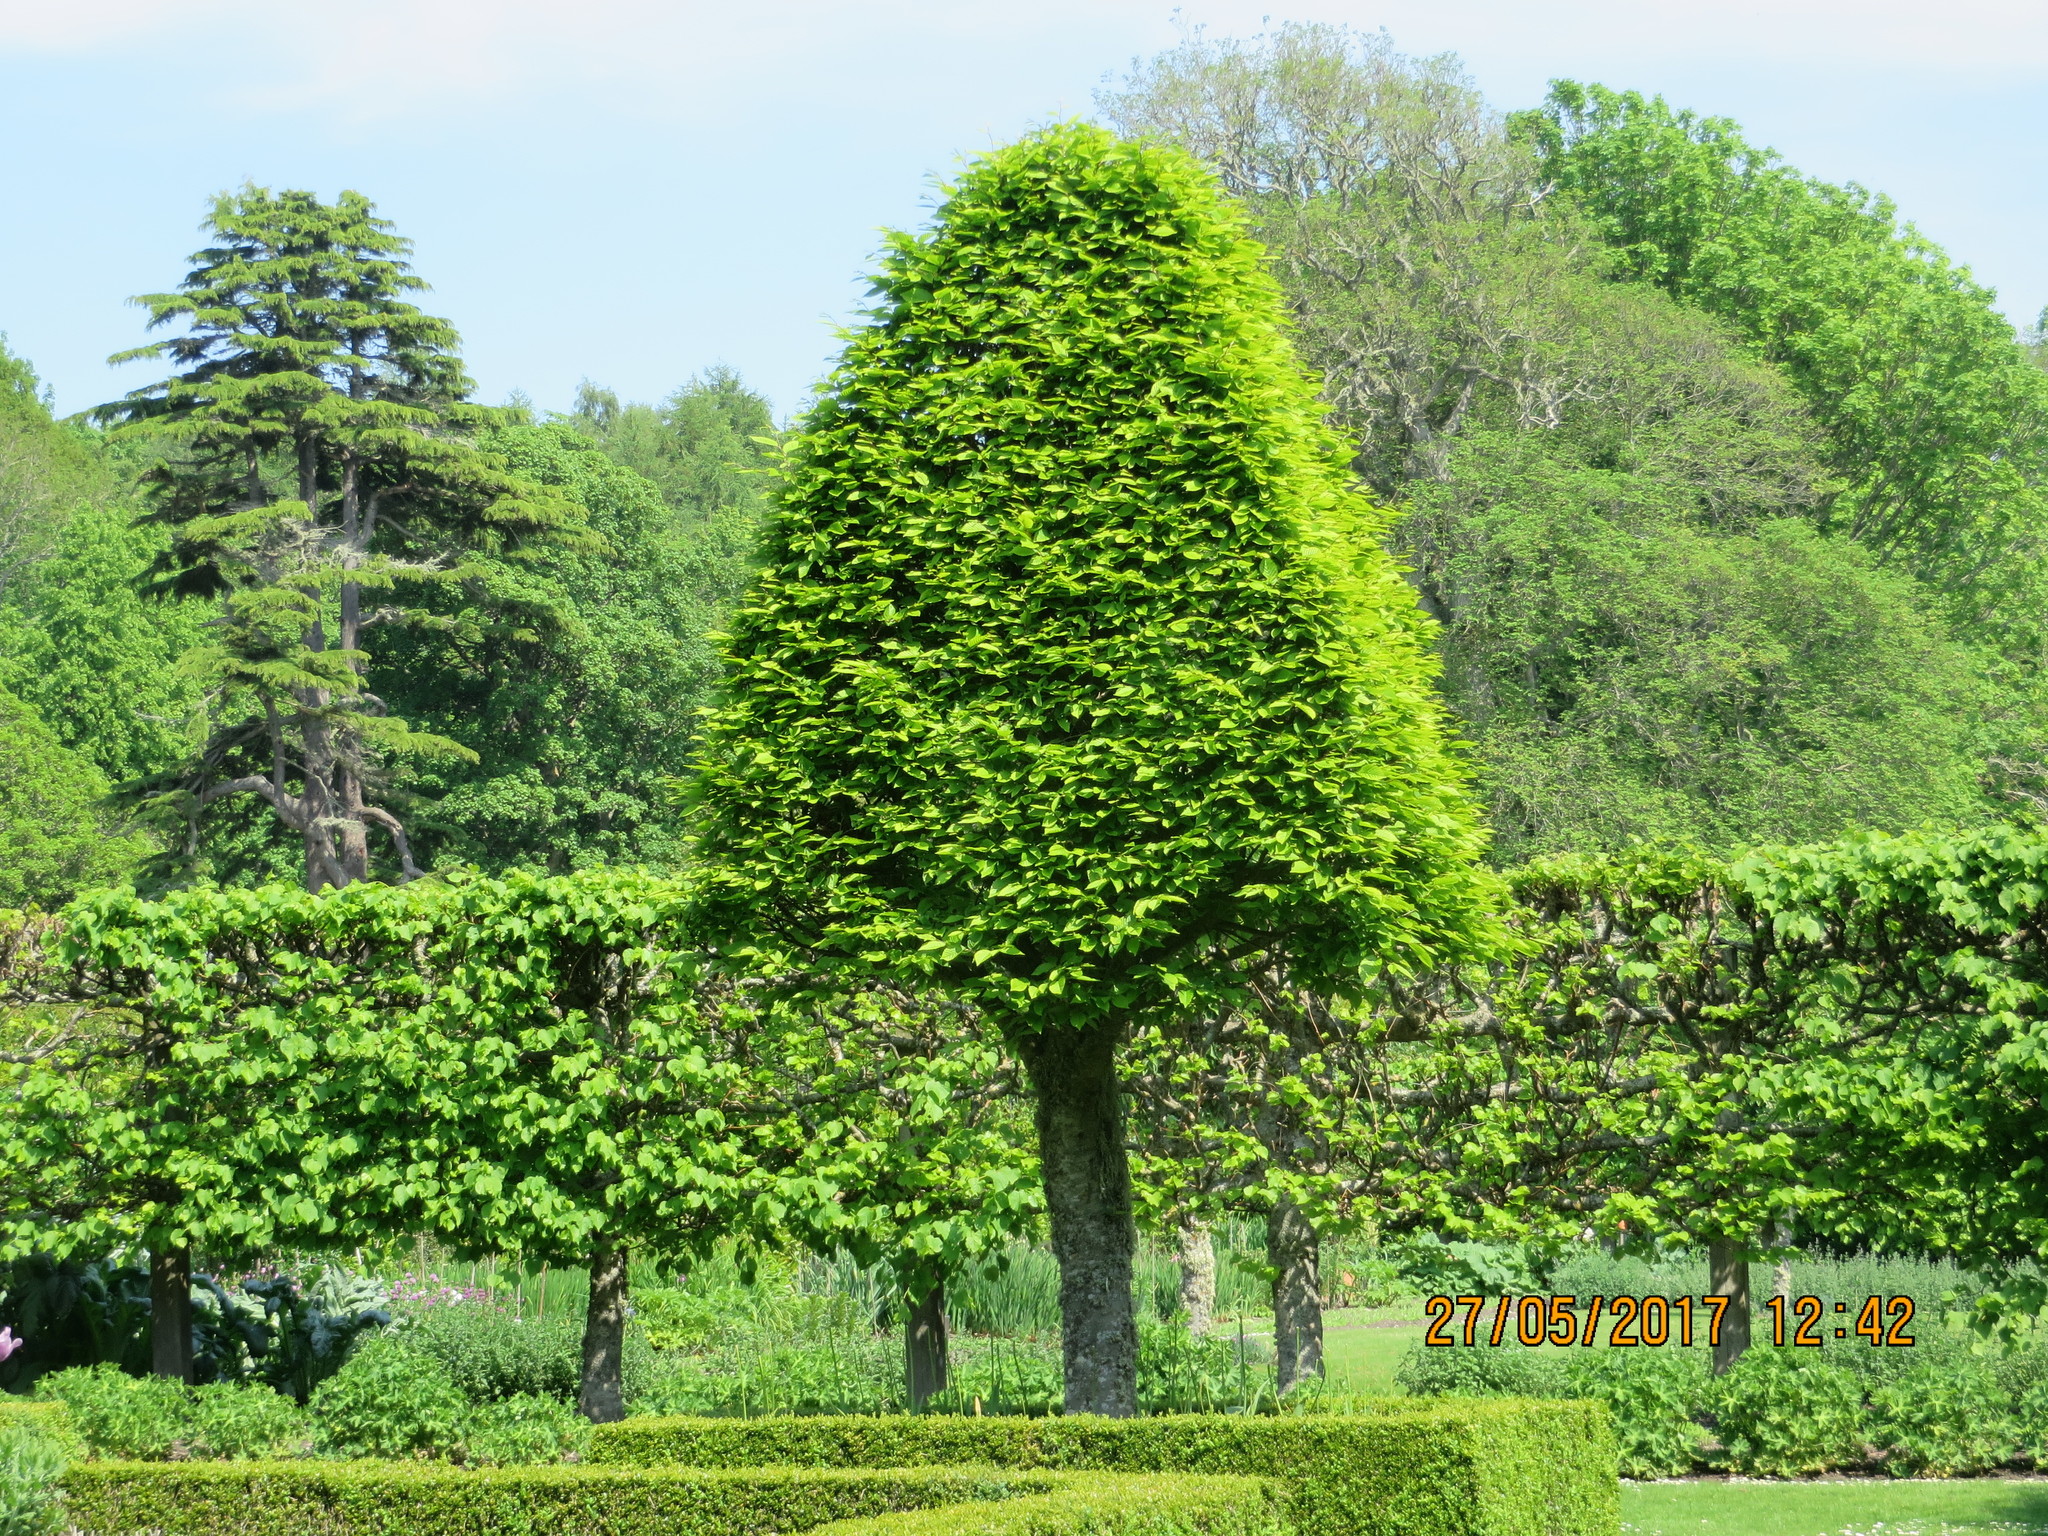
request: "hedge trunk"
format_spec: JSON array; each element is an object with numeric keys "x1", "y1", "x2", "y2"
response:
[
  {"x1": 1708, "y1": 1237, "x2": 1751, "y2": 1375},
  {"x1": 579, "y1": 1241, "x2": 630, "y2": 1422},
  {"x1": 905, "y1": 1281, "x2": 949, "y2": 1410},
  {"x1": 1177, "y1": 1225, "x2": 1216, "y2": 1335},
  {"x1": 1016, "y1": 1019, "x2": 1138, "y2": 1416},
  {"x1": 148, "y1": 1245, "x2": 193, "y2": 1382},
  {"x1": 1268, "y1": 1199, "x2": 1323, "y2": 1394}
]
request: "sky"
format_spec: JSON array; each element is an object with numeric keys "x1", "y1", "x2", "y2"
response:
[{"x1": 2, "y1": 0, "x2": 2042, "y2": 421}]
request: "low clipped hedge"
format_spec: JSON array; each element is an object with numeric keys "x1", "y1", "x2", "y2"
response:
[
  {"x1": 58, "y1": 1462, "x2": 1107, "y2": 1536},
  {"x1": 810, "y1": 1475, "x2": 1279, "y2": 1536},
  {"x1": 590, "y1": 1402, "x2": 1618, "y2": 1536}
]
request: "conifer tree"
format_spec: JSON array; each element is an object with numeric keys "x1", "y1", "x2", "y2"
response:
[
  {"x1": 693, "y1": 124, "x2": 1492, "y2": 1414},
  {"x1": 96, "y1": 187, "x2": 585, "y2": 890}
]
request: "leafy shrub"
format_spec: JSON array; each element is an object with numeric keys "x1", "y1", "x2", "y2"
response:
[
  {"x1": 309, "y1": 1337, "x2": 469, "y2": 1459},
  {"x1": 1873, "y1": 1362, "x2": 2014, "y2": 1476},
  {"x1": 399, "y1": 1303, "x2": 582, "y2": 1402},
  {"x1": 37, "y1": 1366, "x2": 192, "y2": 1459},
  {"x1": 0, "y1": 1421, "x2": 66, "y2": 1536},
  {"x1": 184, "y1": 1382, "x2": 309, "y2": 1459},
  {"x1": 463, "y1": 1393, "x2": 590, "y2": 1467},
  {"x1": 1711, "y1": 1349, "x2": 1866, "y2": 1475},
  {"x1": 1393, "y1": 1338, "x2": 1566, "y2": 1399},
  {"x1": 35, "y1": 1365, "x2": 308, "y2": 1461},
  {"x1": 1562, "y1": 1347, "x2": 1706, "y2": 1478}
]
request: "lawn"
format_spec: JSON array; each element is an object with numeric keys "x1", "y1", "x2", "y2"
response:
[{"x1": 1623, "y1": 1479, "x2": 2048, "y2": 1536}]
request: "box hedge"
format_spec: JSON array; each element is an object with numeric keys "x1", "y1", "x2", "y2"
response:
[
  {"x1": 589, "y1": 1401, "x2": 1618, "y2": 1536},
  {"x1": 58, "y1": 1461, "x2": 1210, "y2": 1536}
]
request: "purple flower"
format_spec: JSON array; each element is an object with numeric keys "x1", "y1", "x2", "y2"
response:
[{"x1": 0, "y1": 1327, "x2": 21, "y2": 1364}]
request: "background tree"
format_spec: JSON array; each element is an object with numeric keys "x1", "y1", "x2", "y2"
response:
[
  {"x1": 95, "y1": 186, "x2": 586, "y2": 891},
  {"x1": 0, "y1": 688, "x2": 146, "y2": 906},
  {"x1": 1106, "y1": 25, "x2": 2025, "y2": 860},
  {"x1": 1518, "y1": 83, "x2": 2048, "y2": 650},
  {"x1": 692, "y1": 123, "x2": 1492, "y2": 1415},
  {"x1": 373, "y1": 422, "x2": 753, "y2": 872}
]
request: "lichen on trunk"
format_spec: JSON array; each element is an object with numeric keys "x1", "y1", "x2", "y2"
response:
[{"x1": 1015, "y1": 1018, "x2": 1138, "y2": 1417}]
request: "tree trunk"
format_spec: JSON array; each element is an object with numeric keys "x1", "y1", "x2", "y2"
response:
[
  {"x1": 1177, "y1": 1224, "x2": 1215, "y2": 1335},
  {"x1": 1708, "y1": 1237, "x2": 1751, "y2": 1376},
  {"x1": 149, "y1": 1245, "x2": 193, "y2": 1383},
  {"x1": 1015, "y1": 1019, "x2": 1137, "y2": 1417},
  {"x1": 578, "y1": 1241, "x2": 630, "y2": 1423},
  {"x1": 1770, "y1": 1222, "x2": 1793, "y2": 1303},
  {"x1": 905, "y1": 1279, "x2": 948, "y2": 1410},
  {"x1": 1268, "y1": 1198, "x2": 1323, "y2": 1395}
]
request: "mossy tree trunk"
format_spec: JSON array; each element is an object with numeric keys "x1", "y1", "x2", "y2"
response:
[
  {"x1": 1016, "y1": 1019, "x2": 1138, "y2": 1416},
  {"x1": 905, "y1": 1280, "x2": 949, "y2": 1410},
  {"x1": 1708, "y1": 1237, "x2": 1751, "y2": 1375},
  {"x1": 1177, "y1": 1224, "x2": 1216, "y2": 1335},
  {"x1": 579, "y1": 1240, "x2": 630, "y2": 1422},
  {"x1": 1268, "y1": 1199, "x2": 1323, "y2": 1395},
  {"x1": 148, "y1": 1244, "x2": 193, "y2": 1383}
]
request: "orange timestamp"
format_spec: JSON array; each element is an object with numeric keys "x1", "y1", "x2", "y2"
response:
[{"x1": 1422, "y1": 1294, "x2": 1918, "y2": 1349}]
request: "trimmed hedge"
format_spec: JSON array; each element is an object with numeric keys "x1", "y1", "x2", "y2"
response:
[
  {"x1": 58, "y1": 1462, "x2": 1072, "y2": 1536},
  {"x1": 589, "y1": 1402, "x2": 1618, "y2": 1536},
  {"x1": 810, "y1": 1475, "x2": 1279, "y2": 1536}
]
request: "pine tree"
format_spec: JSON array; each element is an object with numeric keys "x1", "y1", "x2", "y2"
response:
[
  {"x1": 693, "y1": 124, "x2": 1492, "y2": 1413},
  {"x1": 96, "y1": 187, "x2": 585, "y2": 890}
]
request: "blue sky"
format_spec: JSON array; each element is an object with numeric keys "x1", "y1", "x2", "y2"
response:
[{"x1": 3, "y1": 0, "x2": 2042, "y2": 421}]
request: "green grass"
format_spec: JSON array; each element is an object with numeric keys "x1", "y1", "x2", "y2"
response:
[{"x1": 1623, "y1": 1479, "x2": 2048, "y2": 1536}]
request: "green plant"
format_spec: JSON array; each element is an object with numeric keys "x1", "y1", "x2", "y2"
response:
[
  {"x1": 462, "y1": 1393, "x2": 590, "y2": 1467},
  {"x1": 0, "y1": 1421, "x2": 66, "y2": 1536},
  {"x1": 310, "y1": 1338, "x2": 470, "y2": 1460},
  {"x1": 1562, "y1": 1346, "x2": 1707, "y2": 1478},
  {"x1": 36, "y1": 1366, "x2": 193, "y2": 1460},
  {"x1": 183, "y1": 1382, "x2": 308, "y2": 1459},
  {"x1": 399, "y1": 1304, "x2": 581, "y2": 1403},
  {"x1": 1873, "y1": 1363, "x2": 2015, "y2": 1476},
  {"x1": 590, "y1": 1403, "x2": 1619, "y2": 1536},
  {"x1": 1392, "y1": 1339, "x2": 1566, "y2": 1400},
  {"x1": 56, "y1": 1461, "x2": 1073, "y2": 1536},
  {"x1": 1710, "y1": 1349, "x2": 1866, "y2": 1475}
]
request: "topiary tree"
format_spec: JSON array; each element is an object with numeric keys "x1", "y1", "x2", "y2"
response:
[{"x1": 691, "y1": 122, "x2": 1494, "y2": 1414}]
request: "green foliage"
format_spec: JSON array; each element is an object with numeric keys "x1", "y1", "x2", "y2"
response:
[
  {"x1": 35, "y1": 1367, "x2": 306, "y2": 1461},
  {"x1": 808, "y1": 1475, "x2": 1282, "y2": 1536},
  {"x1": 309, "y1": 1337, "x2": 469, "y2": 1460},
  {"x1": 0, "y1": 1420, "x2": 66, "y2": 1536},
  {"x1": 460, "y1": 1394, "x2": 590, "y2": 1468},
  {"x1": 0, "y1": 687, "x2": 145, "y2": 905},
  {"x1": 1871, "y1": 1363, "x2": 2014, "y2": 1477},
  {"x1": 1520, "y1": 83, "x2": 2048, "y2": 641},
  {"x1": 1709, "y1": 1350, "x2": 1865, "y2": 1476},
  {"x1": 1403, "y1": 431, "x2": 1996, "y2": 860},
  {"x1": 380, "y1": 420, "x2": 758, "y2": 873},
  {"x1": 1392, "y1": 1342, "x2": 1563, "y2": 1402},
  {"x1": 56, "y1": 1461, "x2": 1070, "y2": 1536},
  {"x1": 0, "y1": 499, "x2": 207, "y2": 791},
  {"x1": 589, "y1": 1404, "x2": 1620, "y2": 1536},
  {"x1": 397, "y1": 1306, "x2": 581, "y2": 1405},
  {"x1": 693, "y1": 119, "x2": 1491, "y2": 1032},
  {"x1": 1560, "y1": 1349, "x2": 1707, "y2": 1480}
]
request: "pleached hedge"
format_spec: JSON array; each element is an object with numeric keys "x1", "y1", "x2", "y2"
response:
[
  {"x1": 55, "y1": 1461, "x2": 1278, "y2": 1536},
  {"x1": 589, "y1": 1401, "x2": 1619, "y2": 1536}
]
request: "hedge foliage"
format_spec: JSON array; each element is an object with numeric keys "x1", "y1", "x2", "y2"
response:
[
  {"x1": 53, "y1": 1462, "x2": 1280, "y2": 1536},
  {"x1": 808, "y1": 1475, "x2": 1280, "y2": 1536},
  {"x1": 588, "y1": 1404, "x2": 1618, "y2": 1536}
]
